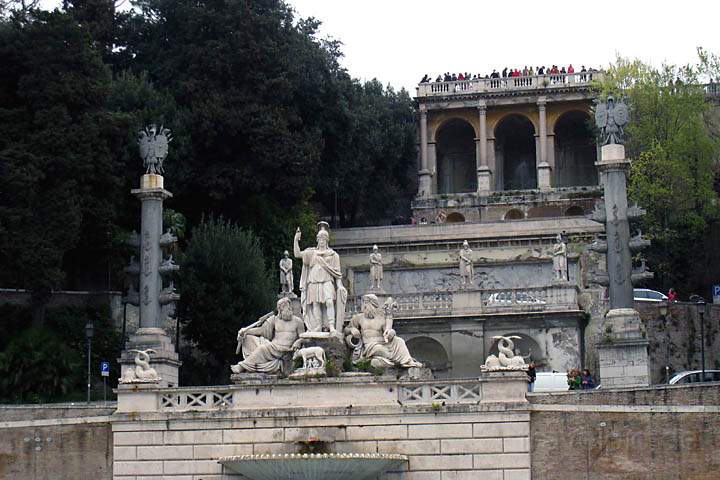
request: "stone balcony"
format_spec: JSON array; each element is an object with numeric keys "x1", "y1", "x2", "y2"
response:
[
  {"x1": 345, "y1": 283, "x2": 580, "y2": 320},
  {"x1": 416, "y1": 72, "x2": 601, "y2": 99}
]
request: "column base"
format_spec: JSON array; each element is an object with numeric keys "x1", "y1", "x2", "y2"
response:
[
  {"x1": 597, "y1": 308, "x2": 650, "y2": 388},
  {"x1": 477, "y1": 166, "x2": 492, "y2": 194},
  {"x1": 418, "y1": 169, "x2": 432, "y2": 197},
  {"x1": 119, "y1": 329, "x2": 181, "y2": 388},
  {"x1": 537, "y1": 162, "x2": 552, "y2": 190}
]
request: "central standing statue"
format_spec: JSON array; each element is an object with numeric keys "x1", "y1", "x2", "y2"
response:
[{"x1": 294, "y1": 221, "x2": 347, "y2": 333}]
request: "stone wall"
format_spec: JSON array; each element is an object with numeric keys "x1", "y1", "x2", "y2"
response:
[
  {"x1": 638, "y1": 302, "x2": 720, "y2": 384},
  {"x1": 528, "y1": 384, "x2": 720, "y2": 480},
  {"x1": 112, "y1": 376, "x2": 531, "y2": 479},
  {"x1": 0, "y1": 403, "x2": 115, "y2": 480}
]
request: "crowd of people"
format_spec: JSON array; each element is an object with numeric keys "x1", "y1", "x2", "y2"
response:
[
  {"x1": 419, "y1": 64, "x2": 597, "y2": 84},
  {"x1": 526, "y1": 363, "x2": 596, "y2": 392}
]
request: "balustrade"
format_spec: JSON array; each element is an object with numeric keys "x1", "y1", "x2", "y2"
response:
[
  {"x1": 417, "y1": 72, "x2": 600, "y2": 97},
  {"x1": 159, "y1": 389, "x2": 234, "y2": 411}
]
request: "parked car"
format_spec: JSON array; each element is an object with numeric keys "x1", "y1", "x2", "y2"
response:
[
  {"x1": 668, "y1": 370, "x2": 720, "y2": 384},
  {"x1": 633, "y1": 288, "x2": 668, "y2": 302},
  {"x1": 532, "y1": 372, "x2": 569, "y2": 392},
  {"x1": 486, "y1": 291, "x2": 546, "y2": 306}
]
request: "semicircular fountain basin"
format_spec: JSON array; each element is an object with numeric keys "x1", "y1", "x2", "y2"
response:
[{"x1": 219, "y1": 453, "x2": 408, "y2": 480}]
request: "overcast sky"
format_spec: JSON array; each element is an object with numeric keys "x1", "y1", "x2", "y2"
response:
[
  {"x1": 288, "y1": 0, "x2": 719, "y2": 92},
  {"x1": 38, "y1": 0, "x2": 718, "y2": 93}
]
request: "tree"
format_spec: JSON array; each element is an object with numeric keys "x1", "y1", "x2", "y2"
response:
[
  {"x1": 598, "y1": 55, "x2": 720, "y2": 298},
  {"x1": 177, "y1": 217, "x2": 275, "y2": 385},
  {"x1": 0, "y1": 10, "x2": 122, "y2": 322}
]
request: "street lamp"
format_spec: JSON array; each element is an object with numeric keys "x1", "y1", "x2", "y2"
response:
[
  {"x1": 85, "y1": 321, "x2": 94, "y2": 404},
  {"x1": 690, "y1": 295, "x2": 707, "y2": 381}
]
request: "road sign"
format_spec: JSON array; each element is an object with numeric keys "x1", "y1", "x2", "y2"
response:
[
  {"x1": 713, "y1": 284, "x2": 720, "y2": 304},
  {"x1": 100, "y1": 361, "x2": 110, "y2": 377}
]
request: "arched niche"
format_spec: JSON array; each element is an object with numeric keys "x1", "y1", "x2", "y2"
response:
[
  {"x1": 494, "y1": 114, "x2": 537, "y2": 190},
  {"x1": 436, "y1": 119, "x2": 477, "y2": 194},
  {"x1": 504, "y1": 208, "x2": 525, "y2": 221},
  {"x1": 488, "y1": 333, "x2": 545, "y2": 367},
  {"x1": 565, "y1": 205, "x2": 585, "y2": 216},
  {"x1": 407, "y1": 336, "x2": 450, "y2": 377},
  {"x1": 553, "y1": 110, "x2": 598, "y2": 187},
  {"x1": 446, "y1": 212, "x2": 466, "y2": 223}
]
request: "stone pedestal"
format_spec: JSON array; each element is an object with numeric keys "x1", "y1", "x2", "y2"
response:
[
  {"x1": 119, "y1": 327, "x2": 181, "y2": 388},
  {"x1": 418, "y1": 169, "x2": 432, "y2": 197},
  {"x1": 597, "y1": 308, "x2": 650, "y2": 388},
  {"x1": 477, "y1": 166, "x2": 492, "y2": 193},
  {"x1": 537, "y1": 162, "x2": 552, "y2": 190},
  {"x1": 299, "y1": 332, "x2": 348, "y2": 376},
  {"x1": 480, "y1": 371, "x2": 529, "y2": 403}
]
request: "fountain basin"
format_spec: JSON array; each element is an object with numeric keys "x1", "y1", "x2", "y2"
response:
[{"x1": 219, "y1": 453, "x2": 407, "y2": 480}]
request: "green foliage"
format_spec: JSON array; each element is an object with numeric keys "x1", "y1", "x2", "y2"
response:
[
  {"x1": 0, "y1": 304, "x2": 122, "y2": 403},
  {"x1": 599, "y1": 54, "x2": 720, "y2": 298},
  {"x1": 177, "y1": 216, "x2": 275, "y2": 385}
]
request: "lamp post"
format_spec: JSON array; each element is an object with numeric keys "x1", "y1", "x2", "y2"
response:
[
  {"x1": 690, "y1": 295, "x2": 707, "y2": 381},
  {"x1": 85, "y1": 321, "x2": 94, "y2": 404},
  {"x1": 659, "y1": 302, "x2": 669, "y2": 382}
]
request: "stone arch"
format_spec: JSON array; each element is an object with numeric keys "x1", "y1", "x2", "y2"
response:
[
  {"x1": 494, "y1": 114, "x2": 537, "y2": 190},
  {"x1": 446, "y1": 212, "x2": 466, "y2": 223},
  {"x1": 553, "y1": 110, "x2": 598, "y2": 187},
  {"x1": 407, "y1": 336, "x2": 450, "y2": 376},
  {"x1": 565, "y1": 205, "x2": 585, "y2": 216},
  {"x1": 504, "y1": 208, "x2": 525, "y2": 221},
  {"x1": 436, "y1": 119, "x2": 477, "y2": 194},
  {"x1": 488, "y1": 333, "x2": 545, "y2": 367}
]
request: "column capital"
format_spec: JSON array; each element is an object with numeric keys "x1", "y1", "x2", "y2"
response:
[
  {"x1": 419, "y1": 104, "x2": 428, "y2": 115},
  {"x1": 477, "y1": 99, "x2": 487, "y2": 112},
  {"x1": 537, "y1": 96, "x2": 547, "y2": 108}
]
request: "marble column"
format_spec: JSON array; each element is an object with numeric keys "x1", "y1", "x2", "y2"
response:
[
  {"x1": 537, "y1": 97, "x2": 551, "y2": 190},
  {"x1": 121, "y1": 173, "x2": 181, "y2": 387},
  {"x1": 595, "y1": 143, "x2": 650, "y2": 388},
  {"x1": 418, "y1": 105, "x2": 431, "y2": 196},
  {"x1": 476, "y1": 101, "x2": 491, "y2": 193},
  {"x1": 427, "y1": 142, "x2": 437, "y2": 194}
]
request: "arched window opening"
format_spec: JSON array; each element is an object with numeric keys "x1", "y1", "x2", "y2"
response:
[
  {"x1": 495, "y1": 115, "x2": 537, "y2": 190},
  {"x1": 436, "y1": 119, "x2": 477, "y2": 194},
  {"x1": 407, "y1": 337, "x2": 450, "y2": 378},
  {"x1": 554, "y1": 111, "x2": 598, "y2": 187}
]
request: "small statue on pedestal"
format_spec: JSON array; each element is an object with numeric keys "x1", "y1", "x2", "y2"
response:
[
  {"x1": 231, "y1": 297, "x2": 304, "y2": 374},
  {"x1": 459, "y1": 240, "x2": 474, "y2": 287},
  {"x1": 553, "y1": 233, "x2": 569, "y2": 282},
  {"x1": 369, "y1": 245, "x2": 383, "y2": 290},
  {"x1": 279, "y1": 250, "x2": 294, "y2": 295}
]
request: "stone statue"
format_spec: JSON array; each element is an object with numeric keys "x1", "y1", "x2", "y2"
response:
[
  {"x1": 482, "y1": 336, "x2": 527, "y2": 371},
  {"x1": 595, "y1": 96, "x2": 629, "y2": 145},
  {"x1": 120, "y1": 349, "x2": 160, "y2": 383},
  {"x1": 369, "y1": 245, "x2": 383, "y2": 290},
  {"x1": 279, "y1": 251, "x2": 294, "y2": 294},
  {"x1": 231, "y1": 297, "x2": 304, "y2": 374},
  {"x1": 290, "y1": 346, "x2": 327, "y2": 378},
  {"x1": 138, "y1": 124, "x2": 172, "y2": 174},
  {"x1": 294, "y1": 222, "x2": 347, "y2": 333},
  {"x1": 459, "y1": 240, "x2": 474, "y2": 286},
  {"x1": 345, "y1": 294, "x2": 423, "y2": 369},
  {"x1": 552, "y1": 233, "x2": 569, "y2": 282}
]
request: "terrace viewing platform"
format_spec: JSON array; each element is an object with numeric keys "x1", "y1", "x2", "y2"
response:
[{"x1": 416, "y1": 72, "x2": 600, "y2": 98}]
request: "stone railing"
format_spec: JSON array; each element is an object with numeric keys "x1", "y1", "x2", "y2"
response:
[
  {"x1": 417, "y1": 72, "x2": 601, "y2": 97},
  {"x1": 398, "y1": 380, "x2": 482, "y2": 405},
  {"x1": 159, "y1": 389, "x2": 234, "y2": 411},
  {"x1": 346, "y1": 292, "x2": 453, "y2": 317},
  {"x1": 345, "y1": 283, "x2": 579, "y2": 319},
  {"x1": 116, "y1": 374, "x2": 529, "y2": 414}
]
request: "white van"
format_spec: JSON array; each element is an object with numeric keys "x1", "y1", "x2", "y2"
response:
[{"x1": 532, "y1": 372, "x2": 569, "y2": 392}]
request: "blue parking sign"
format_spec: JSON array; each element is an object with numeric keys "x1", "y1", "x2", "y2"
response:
[
  {"x1": 713, "y1": 284, "x2": 720, "y2": 304},
  {"x1": 100, "y1": 361, "x2": 110, "y2": 377}
]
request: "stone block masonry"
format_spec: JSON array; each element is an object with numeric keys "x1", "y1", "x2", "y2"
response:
[{"x1": 111, "y1": 376, "x2": 531, "y2": 479}]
